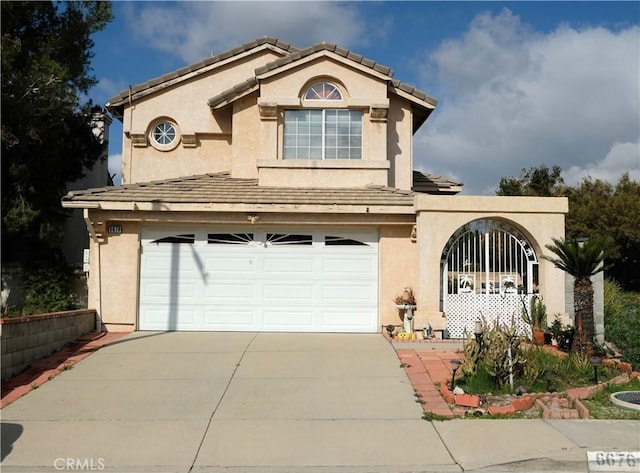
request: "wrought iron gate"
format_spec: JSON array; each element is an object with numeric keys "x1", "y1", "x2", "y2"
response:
[{"x1": 441, "y1": 219, "x2": 538, "y2": 338}]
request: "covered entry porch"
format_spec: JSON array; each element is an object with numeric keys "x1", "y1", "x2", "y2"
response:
[{"x1": 413, "y1": 195, "x2": 569, "y2": 337}]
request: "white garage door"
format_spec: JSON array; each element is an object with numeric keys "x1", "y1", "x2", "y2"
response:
[{"x1": 139, "y1": 228, "x2": 378, "y2": 332}]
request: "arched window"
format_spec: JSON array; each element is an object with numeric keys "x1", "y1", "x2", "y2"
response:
[
  {"x1": 284, "y1": 82, "x2": 361, "y2": 160},
  {"x1": 303, "y1": 82, "x2": 342, "y2": 101}
]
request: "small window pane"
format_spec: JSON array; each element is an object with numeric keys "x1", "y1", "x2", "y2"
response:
[
  {"x1": 151, "y1": 234, "x2": 195, "y2": 244},
  {"x1": 304, "y1": 82, "x2": 342, "y2": 101},
  {"x1": 267, "y1": 234, "x2": 313, "y2": 245}
]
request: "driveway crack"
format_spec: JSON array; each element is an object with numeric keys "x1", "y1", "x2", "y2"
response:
[{"x1": 188, "y1": 332, "x2": 259, "y2": 472}]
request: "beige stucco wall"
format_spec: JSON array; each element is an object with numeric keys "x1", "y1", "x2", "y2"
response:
[
  {"x1": 387, "y1": 96, "x2": 413, "y2": 190},
  {"x1": 120, "y1": 49, "x2": 283, "y2": 184},
  {"x1": 118, "y1": 51, "x2": 419, "y2": 189},
  {"x1": 415, "y1": 195, "x2": 569, "y2": 330},
  {"x1": 378, "y1": 225, "x2": 418, "y2": 329},
  {"x1": 87, "y1": 218, "x2": 140, "y2": 331}
]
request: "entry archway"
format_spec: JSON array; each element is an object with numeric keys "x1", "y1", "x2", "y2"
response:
[{"x1": 441, "y1": 219, "x2": 538, "y2": 338}]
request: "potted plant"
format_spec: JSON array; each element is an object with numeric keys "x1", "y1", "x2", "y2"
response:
[
  {"x1": 522, "y1": 296, "x2": 547, "y2": 345},
  {"x1": 394, "y1": 287, "x2": 416, "y2": 335},
  {"x1": 549, "y1": 317, "x2": 575, "y2": 351}
]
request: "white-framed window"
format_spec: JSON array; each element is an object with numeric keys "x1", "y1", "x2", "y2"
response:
[
  {"x1": 284, "y1": 109, "x2": 362, "y2": 160},
  {"x1": 304, "y1": 82, "x2": 342, "y2": 101},
  {"x1": 149, "y1": 119, "x2": 180, "y2": 151}
]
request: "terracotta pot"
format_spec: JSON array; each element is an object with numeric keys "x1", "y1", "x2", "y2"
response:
[{"x1": 533, "y1": 330, "x2": 545, "y2": 346}]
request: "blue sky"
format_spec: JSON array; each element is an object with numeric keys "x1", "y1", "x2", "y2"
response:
[{"x1": 88, "y1": 1, "x2": 640, "y2": 194}]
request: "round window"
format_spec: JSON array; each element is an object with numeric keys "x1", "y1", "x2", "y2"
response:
[
  {"x1": 152, "y1": 122, "x2": 177, "y2": 146},
  {"x1": 149, "y1": 120, "x2": 181, "y2": 151}
]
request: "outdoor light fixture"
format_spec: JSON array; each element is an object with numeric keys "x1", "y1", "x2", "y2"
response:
[
  {"x1": 385, "y1": 324, "x2": 395, "y2": 338},
  {"x1": 450, "y1": 359, "x2": 462, "y2": 391},
  {"x1": 474, "y1": 320, "x2": 484, "y2": 347},
  {"x1": 589, "y1": 356, "x2": 602, "y2": 384}
]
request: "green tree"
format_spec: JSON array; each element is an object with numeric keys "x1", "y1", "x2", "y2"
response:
[
  {"x1": 496, "y1": 165, "x2": 565, "y2": 197},
  {"x1": 544, "y1": 237, "x2": 613, "y2": 356},
  {"x1": 1, "y1": 1, "x2": 112, "y2": 264},
  {"x1": 566, "y1": 174, "x2": 640, "y2": 291},
  {"x1": 498, "y1": 167, "x2": 640, "y2": 291}
]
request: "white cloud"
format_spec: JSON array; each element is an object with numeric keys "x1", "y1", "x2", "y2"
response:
[
  {"x1": 108, "y1": 153, "x2": 122, "y2": 186},
  {"x1": 126, "y1": 2, "x2": 384, "y2": 64},
  {"x1": 415, "y1": 9, "x2": 640, "y2": 195},
  {"x1": 563, "y1": 141, "x2": 640, "y2": 186}
]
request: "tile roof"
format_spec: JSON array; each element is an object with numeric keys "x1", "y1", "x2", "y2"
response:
[
  {"x1": 208, "y1": 41, "x2": 437, "y2": 110},
  {"x1": 62, "y1": 173, "x2": 416, "y2": 208},
  {"x1": 106, "y1": 37, "x2": 298, "y2": 112},
  {"x1": 412, "y1": 171, "x2": 463, "y2": 195},
  {"x1": 106, "y1": 36, "x2": 437, "y2": 115}
]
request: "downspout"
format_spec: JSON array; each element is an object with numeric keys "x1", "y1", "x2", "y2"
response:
[{"x1": 84, "y1": 209, "x2": 103, "y2": 332}]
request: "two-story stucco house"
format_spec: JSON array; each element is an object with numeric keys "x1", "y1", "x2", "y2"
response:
[{"x1": 62, "y1": 37, "x2": 568, "y2": 336}]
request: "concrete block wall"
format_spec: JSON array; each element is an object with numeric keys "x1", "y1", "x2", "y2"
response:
[{"x1": 0, "y1": 309, "x2": 97, "y2": 381}]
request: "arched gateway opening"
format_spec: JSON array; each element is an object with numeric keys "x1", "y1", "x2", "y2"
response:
[{"x1": 441, "y1": 219, "x2": 539, "y2": 338}]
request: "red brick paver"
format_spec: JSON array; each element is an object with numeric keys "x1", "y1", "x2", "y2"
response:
[{"x1": 397, "y1": 348, "x2": 463, "y2": 418}]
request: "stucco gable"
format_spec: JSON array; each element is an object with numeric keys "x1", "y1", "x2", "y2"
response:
[
  {"x1": 208, "y1": 41, "x2": 438, "y2": 116},
  {"x1": 106, "y1": 37, "x2": 298, "y2": 118}
]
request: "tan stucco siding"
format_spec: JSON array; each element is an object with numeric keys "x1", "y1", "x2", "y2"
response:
[
  {"x1": 119, "y1": 50, "x2": 283, "y2": 184},
  {"x1": 125, "y1": 138, "x2": 232, "y2": 183},
  {"x1": 379, "y1": 225, "x2": 418, "y2": 329},
  {"x1": 88, "y1": 219, "x2": 140, "y2": 331},
  {"x1": 231, "y1": 94, "x2": 261, "y2": 178},
  {"x1": 387, "y1": 97, "x2": 413, "y2": 190},
  {"x1": 415, "y1": 195, "x2": 569, "y2": 330}
]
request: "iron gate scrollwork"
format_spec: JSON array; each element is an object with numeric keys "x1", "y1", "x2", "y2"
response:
[{"x1": 441, "y1": 219, "x2": 539, "y2": 338}]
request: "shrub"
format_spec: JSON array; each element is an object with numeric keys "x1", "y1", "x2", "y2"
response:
[
  {"x1": 606, "y1": 302, "x2": 640, "y2": 370},
  {"x1": 461, "y1": 317, "x2": 527, "y2": 390},
  {"x1": 19, "y1": 259, "x2": 78, "y2": 315},
  {"x1": 604, "y1": 280, "x2": 640, "y2": 370}
]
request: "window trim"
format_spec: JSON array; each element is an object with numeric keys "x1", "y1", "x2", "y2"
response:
[
  {"x1": 283, "y1": 108, "x2": 363, "y2": 160},
  {"x1": 149, "y1": 119, "x2": 180, "y2": 151}
]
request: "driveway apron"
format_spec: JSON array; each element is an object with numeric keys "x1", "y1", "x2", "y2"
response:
[{"x1": 1, "y1": 332, "x2": 456, "y2": 473}]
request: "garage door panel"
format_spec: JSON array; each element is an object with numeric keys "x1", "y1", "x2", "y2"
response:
[
  {"x1": 263, "y1": 283, "x2": 314, "y2": 302},
  {"x1": 204, "y1": 281, "x2": 256, "y2": 300},
  {"x1": 139, "y1": 228, "x2": 378, "y2": 332},
  {"x1": 141, "y1": 306, "x2": 197, "y2": 330},
  {"x1": 202, "y1": 309, "x2": 256, "y2": 327},
  {"x1": 263, "y1": 309, "x2": 314, "y2": 328},
  {"x1": 263, "y1": 256, "x2": 314, "y2": 274},
  {"x1": 142, "y1": 281, "x2": 200, "y2": 302},
  {"x1": 206, "y1": 256, "x2": 257, "y2": 274},
  {"x1": 321, "y1": 282, "x2": 375, "y2": 303},
  {"x1": 322, "y1": 256, "x2": 375, "y2": 274}
]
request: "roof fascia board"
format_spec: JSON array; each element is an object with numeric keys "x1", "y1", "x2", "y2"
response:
[
  {"x1": 209, "y1": 83, "x2": 260, "y2": 110},
  {"x1": 391, "y1": 87, "x2": 437, "y2": 109},
  {"x1": 89, "y1": 202, "x2": 414, "y2": 214}
]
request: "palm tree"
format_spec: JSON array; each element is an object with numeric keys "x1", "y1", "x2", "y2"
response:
[{"x1": 543, "y1": 237, "x2": 611, "y2": 356}]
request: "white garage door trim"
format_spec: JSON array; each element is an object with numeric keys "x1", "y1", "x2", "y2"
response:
[{"x1": 139, "y1": 227, "x2": 378, "y2": 332}]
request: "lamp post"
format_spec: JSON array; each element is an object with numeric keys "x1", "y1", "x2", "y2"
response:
[
  {"x1": 474, "y1": 320, "x2": 484, "y2": 348},
  {"x1": 450, "y1": 359, "x2": 462, "y2": 391},
  {"x1": 589, "y1": 356, "x2": 602, "y2": 384},
  {"x1": 385, "y1": 324, "x2": 395, "y2": 338}
]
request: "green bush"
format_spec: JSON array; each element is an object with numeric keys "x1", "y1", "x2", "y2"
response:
[
  {"x1": 19, "y1": 259, "x2": 78, "y2": 315},
  {"x1": 606, "y1": 302, "x2": 640, "y2": 370},
  {"x1": 604, "y1": 280, "x2": 640, "y2": 370}
]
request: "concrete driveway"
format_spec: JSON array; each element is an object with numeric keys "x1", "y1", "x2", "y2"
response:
[{"x1": 1, "y1": 332, "x2": 458, "y2": 472}]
